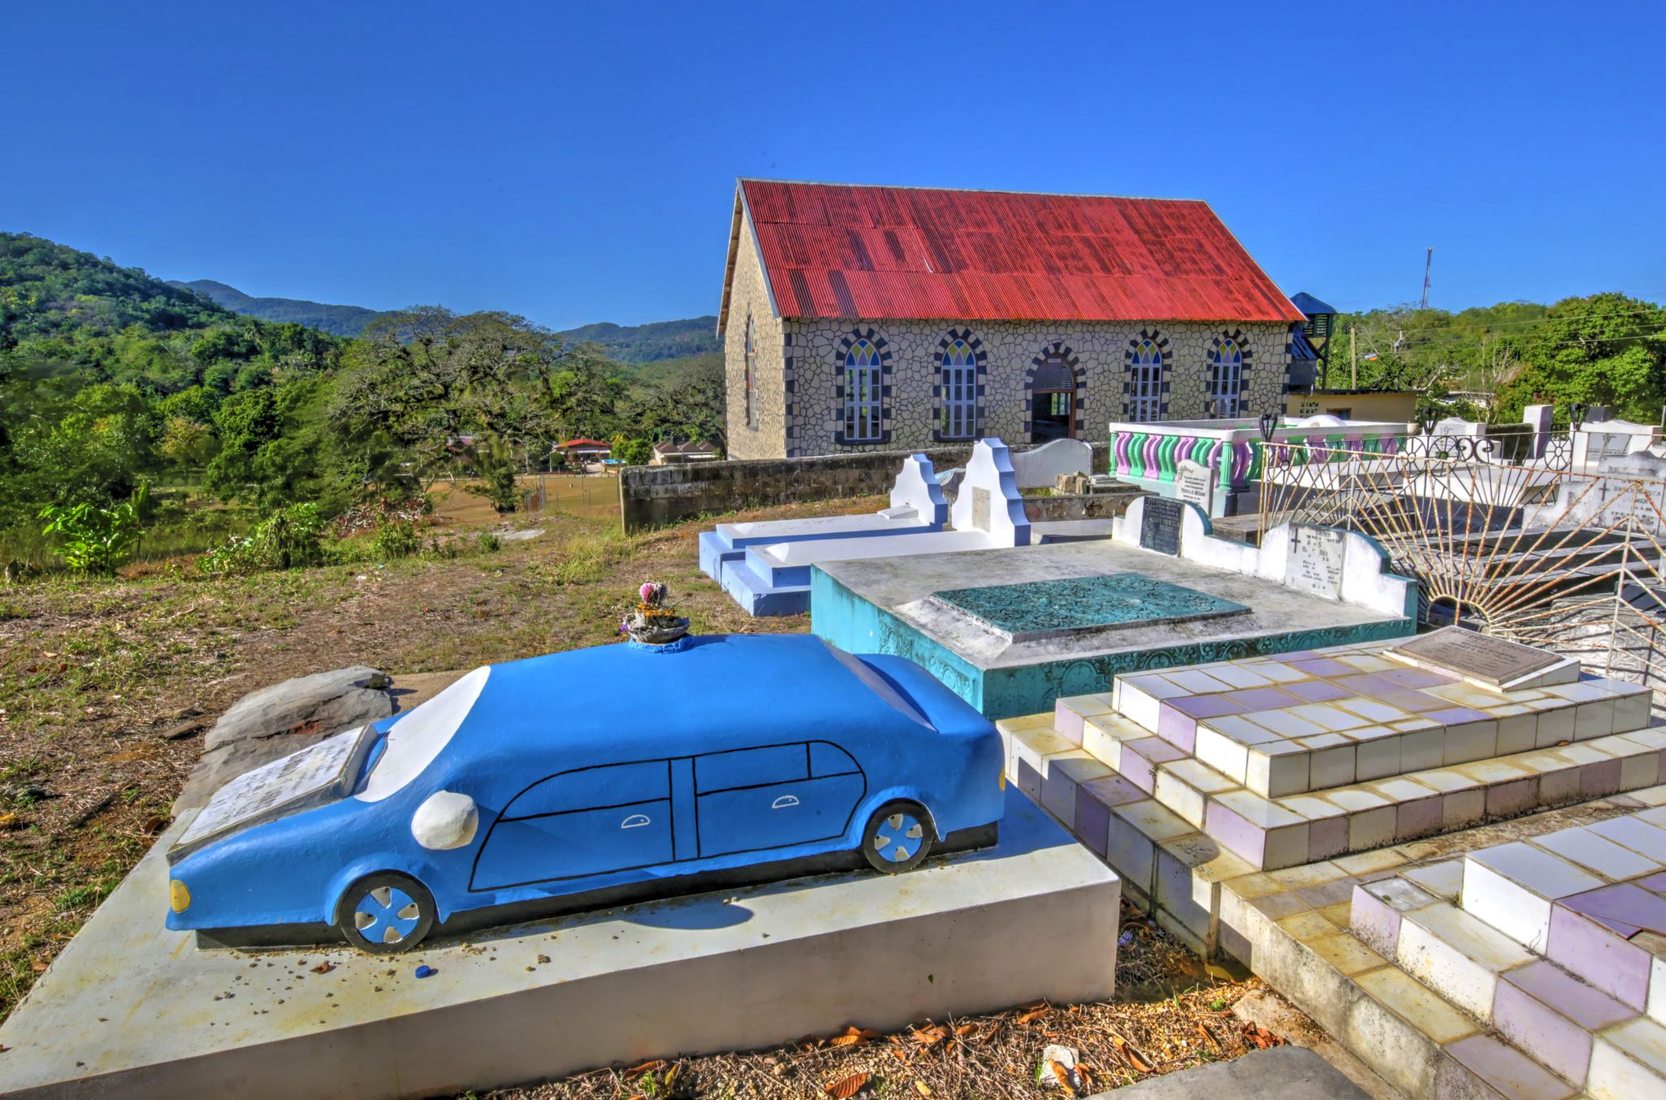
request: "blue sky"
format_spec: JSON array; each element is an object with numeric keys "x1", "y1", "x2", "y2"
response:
[{"x1": 6, "y1": 2, "x2": 1663, "y2": 329}]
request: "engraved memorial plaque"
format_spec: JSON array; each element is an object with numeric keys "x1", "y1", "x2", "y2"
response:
[
  {"x1": 971, "y1": 487, "x2": 991, "y2": 532},
  {"x1": 1389, "y1": 627, "x2": 1562, "y2": 687},
  {"x1": 1283, "y1": 525, "x2": 1347, "y2": 599},
  {"x1": 1139, "y1": 497, "x2": 1183, "y2": 555},
  {"x1": 1175, "y1": 459, "x2": 1216, "y2": 513}
]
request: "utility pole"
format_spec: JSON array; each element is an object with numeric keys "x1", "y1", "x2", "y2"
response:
[
  {"x1": 1350, "y1": 325, "x2": 1358, "y2": 388},
  {"x1": 1420, "y1": 247, "x2": 1434, "y2": 310}
]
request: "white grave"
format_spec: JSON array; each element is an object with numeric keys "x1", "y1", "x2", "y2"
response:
[
  {"x1": 950, "y1": 438, "x2": 1032, "y2": 547},
  {"x1": 886, "y1": 453, "x2": 950, "y2": 525},
  {"x1": 1008, "y1": 438, "x2": 1091, "y2": 490}
]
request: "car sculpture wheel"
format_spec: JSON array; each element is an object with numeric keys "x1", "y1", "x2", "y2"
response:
[
  {"x1": 863, "y1": 800, "x2": 934, "y2": 873},
  {"x1": 338, "y1": 872, "x2": 437, "y2": 953}
]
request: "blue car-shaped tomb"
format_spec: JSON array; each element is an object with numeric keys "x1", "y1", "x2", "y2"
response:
[{"x1": 166, "y1": 634, "x2": 1005, "y2": 952}]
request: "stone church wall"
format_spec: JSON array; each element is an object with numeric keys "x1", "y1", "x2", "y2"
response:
[{"x1": 775, "y1": 317, "x2": 1291, "y2": 458}]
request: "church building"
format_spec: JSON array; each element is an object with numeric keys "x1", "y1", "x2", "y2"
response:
[{"x1": 716, "y1": 179, "x2": 1304, "y2": 460}]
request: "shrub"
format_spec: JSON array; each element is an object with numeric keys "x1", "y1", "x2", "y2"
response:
[
  {"x1": 477, "y1": 531, "x2": 502, "y2": 553},
  {"x1": 372, "y1": 519, "x2": 421, "y2": 561},
  {"x1": 37, "y1": 484, "x2": 147, "y2": 575},
  {"x1": 200, "y1": 503, "x2": 329, "y2": 575}
]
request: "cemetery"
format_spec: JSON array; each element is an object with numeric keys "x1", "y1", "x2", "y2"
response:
[{"x1": 8, "y1": 412, "x2": 1666, "y2": 1100}]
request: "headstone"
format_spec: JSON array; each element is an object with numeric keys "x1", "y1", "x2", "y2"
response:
[
  {"x1": 948, "y1": 438, "x2": 1031, "y2": 546},
  {"x1": 1139, "y1": 497, "x2": 1184, "y2": 556},
  {"x1": 1009, "y1": 438, "x2": 1092, "y2": 489},
  {"x1": 1175, "y1": 459, "x2": 1216, "y2": 513},
  {"x1": 1282, "y1": 525, "x2": 1347, "y2": 599},
  {"x1": 1433, "y1": 417, "x2": 1483, "y2": 437},
  {"x1": 1523, "y1": 404, "x2": 1553, "y2": 458},
  {"x1": 1388, "y1": 626, "x2": 1562, "y2": 688},
  {"x1": 889, "y1": 453, "x2": 949, "y2": 525}
]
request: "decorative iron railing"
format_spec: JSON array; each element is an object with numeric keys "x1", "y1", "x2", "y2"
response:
[{"x1": 1254, "y1": 435, "x2": 1666, "y2": 697}]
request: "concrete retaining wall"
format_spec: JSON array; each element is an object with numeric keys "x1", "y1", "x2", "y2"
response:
[{"x1": 621, "y1": 443, "x2": 1109, "y2": 532}]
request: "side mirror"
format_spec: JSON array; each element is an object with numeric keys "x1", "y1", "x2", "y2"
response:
[{"x1": 412, "y1": 791, "x2": 479, "y2": 850}]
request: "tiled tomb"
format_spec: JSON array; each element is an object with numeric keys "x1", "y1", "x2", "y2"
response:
[
  {"x1": 813, "y1": 500, "x2": 1416, "y2": 719},
  {"x1": 996, "y1": 629, "x2": 1666, "y2": 1097}
]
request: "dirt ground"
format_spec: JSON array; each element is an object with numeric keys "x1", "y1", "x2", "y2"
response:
[{"x1": 0, "y1": 491, "x2": 1264, "y2": 1096}]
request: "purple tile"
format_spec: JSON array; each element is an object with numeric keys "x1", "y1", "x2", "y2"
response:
[
  {"x1": 1546, "y1": 904, "x2": 1650, "y2": 1008},
  {"x1": 1284, "y1": 680, "x2": 1350, "y2": 703},
  {"x1": 1204, "y1": 802, "x2": 1266, "y2": 865},
  {"x1": 1445, "y1": 1034, "x2": 1578, "y2": 1100},
  {"x1": 1333, "y1": 672, "x2": 1405, "y2": 696},
  {"x1": 1639, "y1": 870, "x2": 1666, "y2": 895},
  {"x1": 1079, "y1": 774, "x2": 1145, "y2": 809},
  {"x1": 1486, "y1": 777, "x2": 1540, "y2": 818},
  {"x1": 1429, "y1": 706, "x2": 1491, "y2": 724},
  {"x1": 1170, "y1": 694, "x2": 1245, "y2": 719},
  {"x1": 1580, "y1": 759, "x2": 1623, "y2": 799},
  {"x1": 1289, "y1": 657, "x2": 1354, "y2": 677},
  {"x1": 1382, "y1": 667, "x2": 1455, "y2": 688},
  {"x1": 1233, "y1": 686, "x2": 1299, "y2": 711},
  {"x1": 1493, "y1": 980, "x2": 1592, "y2": 1086},
  {"x1": 1073, "y1": 789, "x2": 1111, "y2": 856},
  {"x1": 1053, "y1": 701, "x2": 1085, "y2": 744},
  {"x1": 1379, "y1": 689, "x2": 1450, "y2": 712},
  {"x1": 1309, "y1": 816, "x2": 1349, "y2": 860},
  {"x1": 1396, "y1": 796, "x2": 1444, "y2": 840},
  {"x1": 1503, "y1": 959, "x2": 1635, "y2": 1030},
  {"x1": 1156, "y1": 706, "x2": 1198, "y2": 753},
  {"x1": 1561, "y1": 883, "x2": 1666, "y2": 938},
  {"x1": 1295, "y1": 877, "x2": 1356, "y2": 908}
]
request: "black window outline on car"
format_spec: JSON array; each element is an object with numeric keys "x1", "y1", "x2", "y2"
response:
[
  {"x1": 467, "y1": 742, "x2": 867, "y2": 892},
  {"x1": 690, "y1": 740, "x2": 866, "y2": 860}
]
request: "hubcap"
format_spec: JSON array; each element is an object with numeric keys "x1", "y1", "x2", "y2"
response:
[
  {"x1": 872, "y1": 811, "x2": 925, "y2": 863},
  {"x1": 353, "y1": 885, "x2": 421, "y2": 944}
]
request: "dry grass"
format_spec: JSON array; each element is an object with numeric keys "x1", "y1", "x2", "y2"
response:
[{"x1": 482, "y1": 906, "x2": 1269, "y2": 1100}]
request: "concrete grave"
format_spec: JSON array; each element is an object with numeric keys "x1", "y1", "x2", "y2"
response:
[
  {"x1": 812, "y1": 505, "x2": 1415, "y2": 719},
  {"x1": 0, "y1": 788, "x2": 1118, "y2": 1100},
  {"x1": 176, "y1": 666, "x2": 395, "y2": 813},
  {"x1": 1008, "y1": 437, "x2": 1092, "y2": 490},
  {"x1": 1282, "y1": 526, "x2": 1347, "y2": 601},
  {"x1": 716, "y1": 439, "x2": 1117, "y2": 617},
  {"x1": 697, "y1": 452, "x2": 949, "y2": 581},
  {"x1": 1388, "y1": 625, "x2": 1577, "y2": 690}
]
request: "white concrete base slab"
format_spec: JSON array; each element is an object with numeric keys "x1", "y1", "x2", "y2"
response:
[{"x1": 0, "y1": 788, "x2": 1118, "y2": 1099}]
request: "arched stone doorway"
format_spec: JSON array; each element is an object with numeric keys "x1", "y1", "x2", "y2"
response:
[{"x1": 1025, "y1": 343, "x2": 1084, "y2": 443}]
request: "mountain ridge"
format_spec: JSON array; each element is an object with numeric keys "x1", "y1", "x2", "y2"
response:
[{"x1": 170, "y1": 277, "x2": 720, "y2": 362}]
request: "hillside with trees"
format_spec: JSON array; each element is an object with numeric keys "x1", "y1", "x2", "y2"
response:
[
  {"x1": 1322, "y1": 295, "x2": 1666, "y2": 423},
  {"x1": 0, "y1": 232, "x2": 724, "y2": 570}
]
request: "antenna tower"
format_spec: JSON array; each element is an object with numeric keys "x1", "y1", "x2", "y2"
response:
[{"x1": 1420, "y1": 247, "x2": 1434, "y2": 310}]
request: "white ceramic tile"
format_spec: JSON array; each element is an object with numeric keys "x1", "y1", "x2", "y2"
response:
[
  {"x1": 1289, "y1": 703, "x2": 1368, "y2": 732},
  {"x1": 1245, "y1": 744, "x2": 1309, "y2": 798},
  {"x1": 1443, "y1": 720, "x2": 1499, "y2": 765},
  {"x1": 1403, "y1": 860, "x2": 1464, "y2": 899},
  {"x1": 1195, "y1": 727, "x2": 1250, "y2": 785},
  {"x1": 1166, "y1": 669, "x2": 1236, "y2": 695},
  {"x1": 1575, "y1": 700, "x2": 1616, "y2": 740},
  {"x1": 1461, "y1": 860, "x2": 1554, "y2": 951},
  {"x1": 1589, "y1": 816, "x2": 1666, "y2": 863},
  {"x1": 1496, "y1": 712, "x2": 1538, "y2": 755},
  {"x1": 1356, "y1": 737, "x2": 1402, "y2": 781},
  {"x1": 1248, "y1": 708, "x2": 1325, "y2": 739},
  {"x1": 1534, "y1": 826, "x2": 1661, "y2": 881},
  {"x1": 1336, "y1": 697, "x2": 1410, "y2": 724},
  {"x1": 1154, "y1": 769, "x2": 1206, "y2": 828},
  {"x1": 1401, "y1": 727, "x2": 1446, "y2": 771},
  {"x1": 1396, "y1": 905, "x2": 1532, "y2": 1019},
  {"x1": 1536, "y1": 705, "x2": 1577, "y2": 746},
  {"x1": 1348, "y1": 806, "x2": 1397, "y2": 849}
]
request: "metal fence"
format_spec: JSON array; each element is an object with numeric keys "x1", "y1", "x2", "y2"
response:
[{"x1": 1254, "y1": 434, "x2": 1666, "y2": 696}]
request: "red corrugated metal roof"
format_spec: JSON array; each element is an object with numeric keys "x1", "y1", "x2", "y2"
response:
[{"x1": 738, "y1": 180, "x2": 1302, "y2": 325}]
